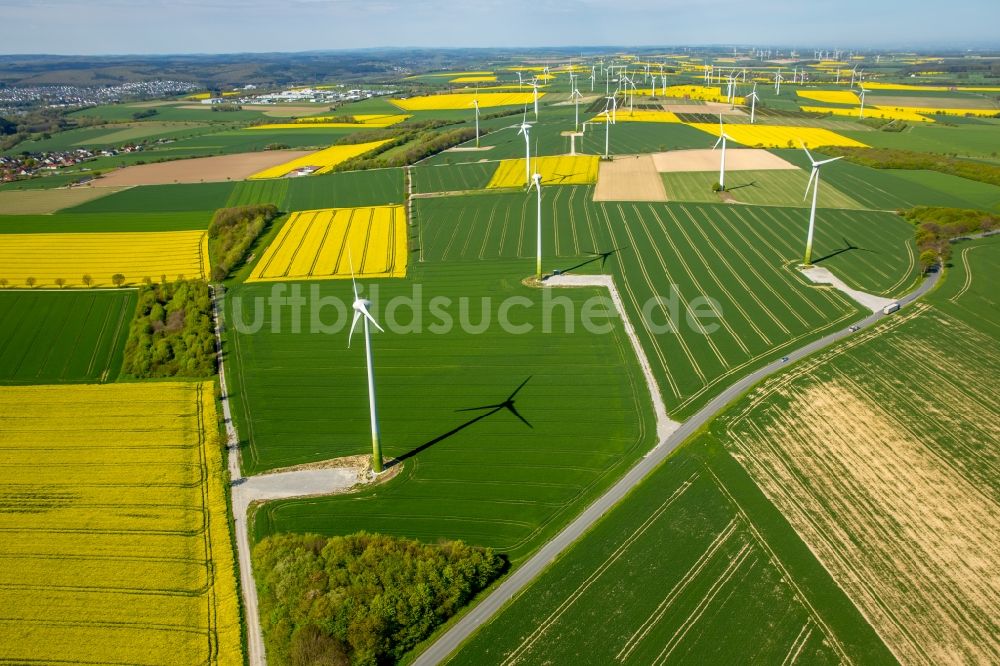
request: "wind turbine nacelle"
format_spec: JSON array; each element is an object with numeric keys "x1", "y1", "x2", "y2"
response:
[{"x1": 353, "y1": 299, "x2": 372, "y2": 311}]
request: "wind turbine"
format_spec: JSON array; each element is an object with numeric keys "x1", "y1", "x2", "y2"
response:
[
  {"x1": 516, "y1": 71, "x2": 523, "y2": 90},
  {"x1": 470, "y1": 92, "x2": 480, "y2": 148},
  {"x1": 858, "y1": 84, "x2": 867, "y2": 118},
  {"x1": 775, "y1": 69, "x2": 784, "y2": 95},
  {"x1": 746, "y1": 82, "x2": 759, "y2": 123},
  {"x1": 530, "y1": 170, "x2": 543, "y2": 280},
  {"x1": 590, "y1": 65, "x2": 596, "y2": 91},
  {"x1": 800, "y1": 145, "x2": 844, "y2": 265},
  {"x1": 348, "y1": 255, "x2": 387, "y2": 474},
  {"x1": 531, "y1": 78, "x2": 540, "y2": 119},
  {"x1": 850, "y1": 65, "x2": 857, "y2": 87},
  {"x1": 713, "y1": 114, "x2": 734, "y2": 191},
  {"x1": 517, "y1": 113, "x2": 532, "y2": 186}
]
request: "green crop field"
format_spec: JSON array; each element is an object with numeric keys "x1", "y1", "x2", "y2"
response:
[
  {"x1": 0, "y1": 289, "x2": 134, "y2": 384},
  {"x1": 2, "y1": 122, "x2": 216, "y2": 155},
  {"x1": 232, "y1": 260, "x2": 656, "y2": 560},
  {"x1": 411, "y1": 161, "x2": 498, "y2": 193},
  {"x1": 451, "y1": 442, "x2": 893, "y2": 665},
  {"x1": 0, "y1": 211, "x2": 211, "y2": 233},
  {"x1": 885, "y1": 169, "x2": 1000, "y2": 211},
  {"x1": 283, "y1": 167, "x2": 404, "y2": 210},
  {"x1": 772, "y1": 148, "x2": 1000, "y2": 210},
  {"x1": 692, "y1": 236, "x2": 1000, "y2": 664},
  {"x1": 414, "y1": 187, "x2": 917, "y2": 418},
  {"x1": 839, "y1": 122, "x2": 1000, "y2": 158},
  {"x1": 662, "y1": 168, "x2": 863, "y2": 208},
  {"x1": 65, "y1": 182, "x2": 237, "y2": 213}
]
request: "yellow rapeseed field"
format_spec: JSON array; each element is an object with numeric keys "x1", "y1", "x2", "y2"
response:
[
  {"x1": 451, "y1": 76, "x2": 497, "y2": 83},
  {"x1": 248, "y1": 140, "x2": 391, "y2": 179},
  {"x1": 246, "y1": 114, "x2": 411, "y2": 130},
  {"x1": 487, "y1": 155, "x2": 599, "y2": 188},
  {"x1": 390, "y1": 92, "x2": 540, "y2": 110},
  {"x1": 590, "y1": 109, "x2": 681, "y2": 123},
  {"x1": 687, "y1": 123, "x2": 869, "y2": 148},
  {"x1": 796, "y1": 90, "x2": 861, "y2": 105},
  {"x1": 0, "y1": 382, "x2": 241, "y2": 665},
  {"x1": 0, "y1": 230, "x2": 209, "y2": 288},
  {"x1": 650, "y1": 85, "x2": 742, "y2": 104},
  {"x1": 876, "y1": 105, "x2": 1000, "y2": 118},
  {"x1": 800, "y1": 105, "x2": 935, "y2": 123},
  {"x1": 248, "y1": 205, "x2": 407, "y2": 281}
]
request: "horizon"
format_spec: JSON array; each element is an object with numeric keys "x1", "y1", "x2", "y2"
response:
[{"x1": 6, "y1": 0, "x2": 1000, "y2": 56}]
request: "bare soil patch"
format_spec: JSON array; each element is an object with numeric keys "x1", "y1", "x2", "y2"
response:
[
  {"x1": 652, "y1": 148, "x2": 798, "y2": 173},
  {"x1": 0, "y1": 187, "x2": 125, "y2": 214},
  {"x1": 593, "y1": 155, "x2": 668, "y2": 202},
  {"x1": 868, "y1": 95, "x2": 998, "y2": 109},
  {"x1": 93, "y1": 150, "x2": 313, "y2": 186}
]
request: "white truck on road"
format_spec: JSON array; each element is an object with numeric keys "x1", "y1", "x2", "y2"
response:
[{"x1": 882, "y1": 303, "x2": 900, "y2": 315}]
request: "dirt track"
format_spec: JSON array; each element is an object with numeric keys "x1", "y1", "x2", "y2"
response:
[{"x1": 94, "y1": 150, "x2": 313, "y2": 186}]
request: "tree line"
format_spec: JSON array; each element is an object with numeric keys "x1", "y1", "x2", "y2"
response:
[
  {"x1": 823, "y1": 146, "x2": 1000, "y2": 188},
  {"x1": 253, "y1": 532, "x2": 506, "y2": 666},
  {"x1": 901, "y1": 206, "x2": 999, "y2": 270},
  {"x1": 208, "y1": 204, "x2": 280, "y2": 281}
]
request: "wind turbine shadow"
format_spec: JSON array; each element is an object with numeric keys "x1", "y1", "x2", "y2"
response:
[
  {"x1": 390, "y1": 378, "x2": 533, "y2": 464},
  {"x1": 725, "y1": 180, "x2": 757, "y2": 191},
  {"x1": 813, "y1": 237, "x2": 875, "y2": 264},
  {"x1": 560, "y1": 247, "x2": 624, "y2": 274}
]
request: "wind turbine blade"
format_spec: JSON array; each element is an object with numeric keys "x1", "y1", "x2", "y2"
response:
[
  {"x1": 816, "y1": 156, "x2": 845, "y2": 166},
  {"x1": 799, "y1": 141, "x2": 815, "y2": 165},
  {"x1": 348, "y1": 310, "x2": 361, "y2": 348},
  {"x1": 804, "y1": 167, "x2": 818, "y2": 200},
  {"x1": 713, "y1": 135, "x2": 722, "y2": 149},
  {"x1": 358, "y1": 303, "x2": 384, "y2": 333}
]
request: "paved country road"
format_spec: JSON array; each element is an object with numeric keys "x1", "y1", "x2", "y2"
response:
[{"x1": 412, "y1": 269, "x2": 940, "y2": 665}]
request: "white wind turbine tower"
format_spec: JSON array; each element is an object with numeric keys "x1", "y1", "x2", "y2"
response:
[
  {"x1": 713, "y1": 114, "x2": 734, "y2": 191},
  {"x1": 858, "y1": 84, "x2": 867, "y2": 119},
  {"x1": 590, "y1": 65, "x2": 596, "y2": 91},
  {"x1": 531, "y1": 78, "x2": 540, "y2": 119},
  {"x1": 800, "y1": 145, "x2": 844, "y2": 265},
  {"x1": 348, "y1": 255, "x2": 387, "y2": 474},
  {"x1": 775, "y1": 69, "x2": 784, "y2": 95},
  {"x1": 570, "y1": 87, "x2": 583, "y2": 131},
  {"x1": 517, "y1": 113, "x2": 533, "y2": 186},
  {"x1": 530, "y1": 170, "x2": 544, "y2": 279},
  {"x1": 469, "y1": 92, "x2": 481, "y2": 147},
  {"x1": 516, "y1": 71, "x2": 523, "y2": 90},
  {"x1": 602, "y1": 97, "x2": 617, "y2": 158},
  {"x1": 746, "y1": 82, "x2": 760, "y2": 123},
  {"x1": 850, "y1": 65, "x2": 857, "y2": 87}
]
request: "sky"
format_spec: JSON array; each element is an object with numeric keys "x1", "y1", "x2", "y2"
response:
[{"x1": 4, "y1": 0, "x2": 999, "y2": 55}]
